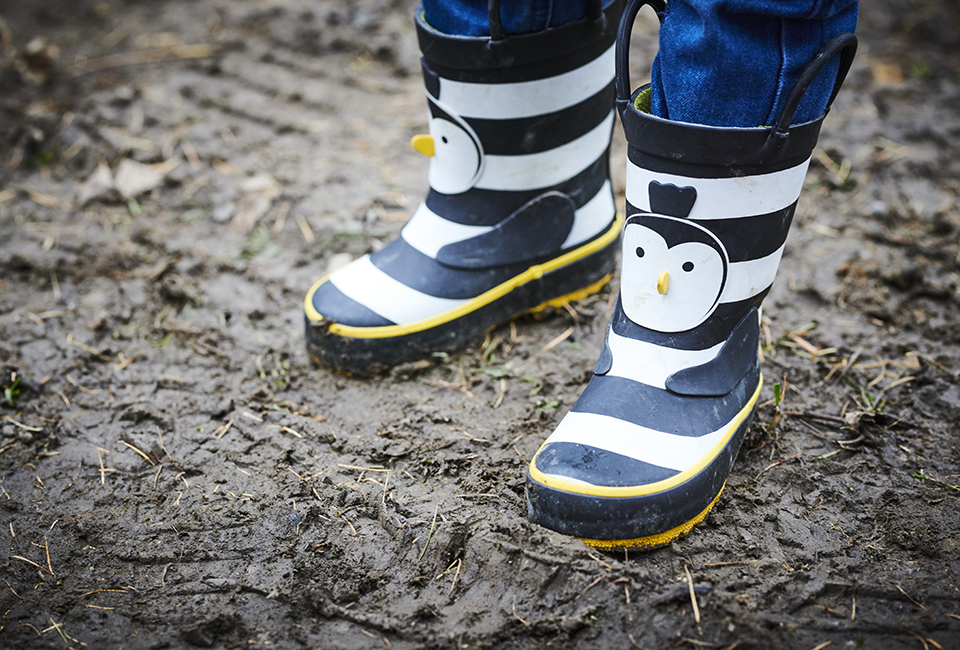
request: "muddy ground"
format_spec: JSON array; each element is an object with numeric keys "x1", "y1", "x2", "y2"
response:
[{"x1": 0, "y1": 0, "x2": 959, "y2": 648}]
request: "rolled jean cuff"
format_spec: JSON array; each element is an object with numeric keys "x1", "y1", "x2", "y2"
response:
[
  {"x1": 650, "y1": 0, "x2": 859, "y2": 127},
  {"x1": 420, "y1": 0, "x2": 594, "y2": 37}
]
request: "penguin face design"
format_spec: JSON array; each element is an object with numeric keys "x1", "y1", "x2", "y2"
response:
[
  {"x1": 620, "y1": 215, "x2": 728, "y2": 333},
  {"x1": 411, "y1": 99, "x2": 483, "y2": 195}
]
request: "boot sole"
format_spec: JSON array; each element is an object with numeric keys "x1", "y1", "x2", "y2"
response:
[
  {"x1": 525, "y1": 378, "x2": 760, "y2": 548},
  {"x1": 304, "y1": 215, "x2": 623, "y2": 374},
  {"x1": 579, "y1": 485, "x2": 724, "y2": 551}
]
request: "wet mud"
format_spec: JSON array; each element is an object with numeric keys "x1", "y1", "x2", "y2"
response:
[{"x1": 1, "y1": 1, "x2": 959, "y2": 648}]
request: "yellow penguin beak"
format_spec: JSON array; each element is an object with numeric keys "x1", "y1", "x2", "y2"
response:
[
  {"x1": 657, "y1": 271, "x2": 670, "y2": 295},
  {"x1": 411, "y1": 134, "x2": 435, "y2": 157}
]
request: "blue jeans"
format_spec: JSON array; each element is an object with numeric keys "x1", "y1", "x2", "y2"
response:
[{"x1": 421, "y1": 0, "x2": 859, "y2": 127}]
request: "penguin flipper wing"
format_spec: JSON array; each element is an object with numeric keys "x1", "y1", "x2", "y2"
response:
[
  {"x1": 593, "y1": 326, "x2": 614, "y2": 376},
  {"x1": 435, "y1": 192, "x2": 575, "y2": 269},
  {"x1": 665, "y1": 308, "x2": 760, "y2": 397}
]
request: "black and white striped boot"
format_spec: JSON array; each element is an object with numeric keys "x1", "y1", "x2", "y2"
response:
[
  {"x1": 526, "y1": 0, "x2": 857, "y2": 549},
  {"x1": 304, "y1": 0, "x2": 626, "y2": 373}
]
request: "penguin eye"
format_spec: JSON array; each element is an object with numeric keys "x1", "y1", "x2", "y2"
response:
[
  {"x1": 682, "y1": 261, "x2": 694, "y2": 272},
  {"x1": 441, "y1": 136, "x2": 448, "y2": 144},
  {"x1": 635, "y1": 247, "x2": 644, "y2": 258}
]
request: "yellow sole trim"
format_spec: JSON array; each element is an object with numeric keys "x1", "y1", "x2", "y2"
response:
[
  {"x1": 527, "y1": 274, "x2": 613, "y2": 315},
  {"x1": 527, "y1": 376, "x2": 762, "y2": 498},
  {"x1": 303, "y1": 214, "x2": 624, "y2": 340},
  {"x1": 579, "y1": 485, "x2": 725, "y2": 551}
]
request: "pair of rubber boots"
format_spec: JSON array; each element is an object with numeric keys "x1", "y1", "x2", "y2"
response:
[{"x1": 304, "y1": 0, "x2": 857, "y2": 550}]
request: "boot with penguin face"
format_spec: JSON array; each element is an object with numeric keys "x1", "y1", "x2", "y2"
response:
[
  {"x1": 526, "y1": 0, "x2": 858, "y2": 549},
  {"x1": 304, "y1": 0, "x2": 627, "y2": 374}
]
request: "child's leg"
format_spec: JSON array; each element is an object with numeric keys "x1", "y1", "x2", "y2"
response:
[
  {"x1": 651, "y1": 0, "x2": 859, "y2": 126},
  {"x1": 422, "y1": 0, "x2": 594, "y2": 36}
]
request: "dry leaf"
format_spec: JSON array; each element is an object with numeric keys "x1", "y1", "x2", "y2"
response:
[
  {"x1": 229, "y1": 173, "x2": 280, "y2": 234},
  {"x1": 114, "y1": 158, "x2": 165, "y2": 199}
]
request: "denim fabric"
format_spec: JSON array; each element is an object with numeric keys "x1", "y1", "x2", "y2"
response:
[
  {"x1": 422, "y1": 0, "x2": 859, "y2": 127},
  {"x1": 421, "y1": 0, "x2": 591, "y2": 37},
  {"x1": 650, "y1": 0, "x2": 859, "y2": 126}
]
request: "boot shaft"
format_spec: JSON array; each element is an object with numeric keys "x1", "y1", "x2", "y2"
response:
[
  {"x1": 614, "y1": 4, "x2": 857, "y2": 349},
  {"x1": 619, "y1": 102, "x2": 816, "y2": 349},
  {"x1": 413, "y1": 1, "x2": 625, "y2": 226}
]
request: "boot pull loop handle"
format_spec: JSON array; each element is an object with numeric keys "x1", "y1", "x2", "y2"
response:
[
  {"x1": 489, "y1": 0, "x2": 605, "y2": 42},
  {"x1": 488, "y1": 0, "x2": 507, "y2": 41},
  {"x1": 616, "y1": 0, "x2": 666, "y2": 107},
  {"x1": 771, "y1": 32, "x2": 858, "y2": 135}
]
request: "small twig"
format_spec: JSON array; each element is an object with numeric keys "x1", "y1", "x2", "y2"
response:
[
  {"x1": 585, "y1": 551, "x2": 612, "y2": 569},
  {"x1": 44, "y1": 536, "x2": 54, "y2": 576},
  {"x1": 4, "y1": 418, "x2": 43, "y2": 432},
  {"x1": 69, "y1": 44, "x2": 218, "y2": 75},
  {"x1": 511, "y1": 602, "x2": 529, "y2": 627},
  {"x1": 577, "y1": 575, "x2": 604, "y2": 599},
  {"x1": 702, "y1": 559, "x2": 758, "y2": 568},
  {"x1": 157, "y1": 428, "x2": 172, "y2": 461},
  {"x1": 541, "y1": 326, "x2": 575, "y2": 353},
  {"x1": 381, "y1": 471, "x2": 391, "y2": 508},
  {"x1": 296, "y1": 214, "x2": 315, "y2": 243},
  {"x1": 417, "y1": 504, "x2": 439, "y2": 563},
  {"x1": 80, "y1": 588, "x2": 129, "y2": 597},
  {"x1": 340, "y1": 514, "x2": 358, "y2": 537},
  {"x1": 66, "y1": 374, "x2": 102, "y2": 395},
  {"x1": 44, "y1": 618, "x2": 74, "y2": 645},
  {"x1": 180, "y1": 138, "x2": 201, "y2": 170},
  {"x1": 755, "y1": 452, "x2": 803, "y2": 481},
  {"x1": 113, "y1": 351, "x2": 143, "y2": 372},
  {"x1": 52, "y1": 388, "x2": 70, "y2": 407},
  {"x1": 911, "y1": 469, "x2": 960, "y2": 492},
  {"x1": 26, "y1": 188, "x2": 71, "y2": 211},
  {"x1": 10, "y1": 555, "x2": 54, "y2": 575},
  {"x1": 5, "y1": 578, "x2": 25, "y2": 600},
  {"x1": 337, "y1": 463, "x2": 390, "y2": 473},
  {"x1": 273, "y1": 201, "x2": 291, "y2": 235},
  {"x1": 66, "y1": 333, "x2": 113, "y2": 361},
  {"x1": 121, "y1": 441, "x2": 156, "y2": 466},
  {"x1": 449, "y1": 558, "x2": 462, "y2": 594},
  {"x1": 894, "y1": 583, "x2": 924, "y2": 608},
  {"x1": 280, "y1": 425, "x2": 303, "y2": 439},
  {"x1": 782, "y1": 411, "x2": 847, "y2": 425},
  {"x1": 628, "y1": 634, "x2": 652, "y2": 650},
  {"x1": 213, "y1": 418, "x2": 234, "y2": 438},
  {"x1": 685, "y1": 565, "x2": 701, "y2": 624},
  {"x1": 97, "y1": 449, "x2": 106, "y2": 485}
]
